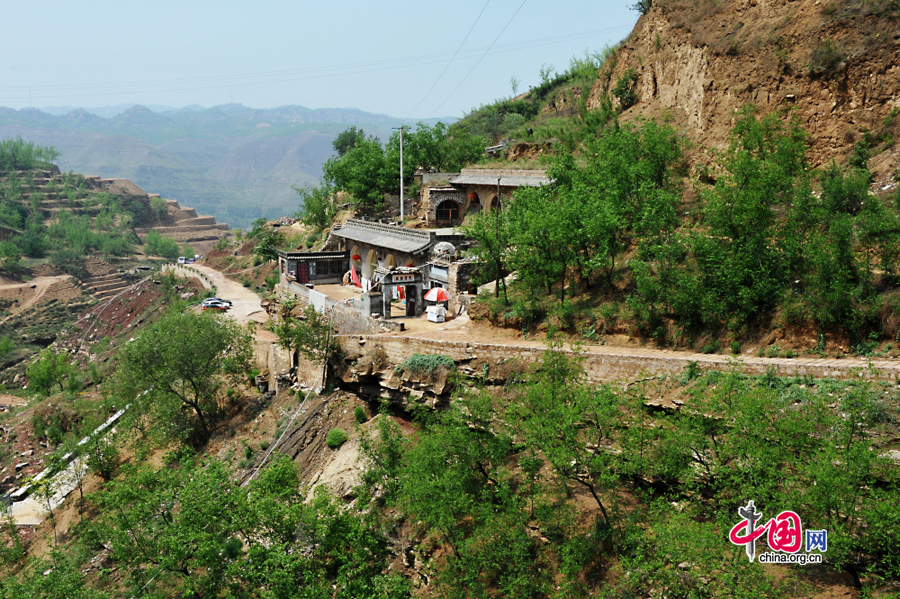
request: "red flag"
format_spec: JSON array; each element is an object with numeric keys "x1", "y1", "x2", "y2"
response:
[{"x1": 350, "y1": 261, "x2": 361, "y2": 288}]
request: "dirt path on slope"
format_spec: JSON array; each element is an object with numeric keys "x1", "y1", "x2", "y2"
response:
[
  {"x1": 188, "y1": 264, "x2": 900, "y2": 380},
  {"x1": 191, "y1": 264, "x2": 270, "y2": 327},
  {"x1": 0, "y1": 275, "x2": 71, "y2": 325},
  {"x1": 167, "y1": 264, "x2": 276, "y2": 344},
  {"x1": 377, "y1": 317, "x2": 900, "y2": 380}
]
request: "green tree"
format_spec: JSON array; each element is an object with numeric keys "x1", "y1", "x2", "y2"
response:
[
  {"x1": 0, "y1": 552, "x2": 108, "y2": 599},
  {"x1": 268, "y1": 304, "x2": 335, "y2": 363},
  {"x1": 115, "y1": 310, "x2": 254, "y2": 445},
  {"x1": 510, "y1": 347, "x2": 620, "y2": 527},
  {"x1": 0, "y1": 137, "x2": 61, "y2": 171},
  {"x1": 254, "y1": 230, "x2": 284, "y2": 262},
  {"x1": 332, "y1": 126, "x2": 366, "y2": 156},
  {"x1": 396, "y1": 393, "x2": 555, "y2": 598},
  {"x1": 144, "y1": 229, "x2": 180, "y2": 261},
  {"x1": 14, "y1": 226, "x2": 48, "y2": 258},
  {"x1": 396, "y1": 122, "x2": 486, "y2": 174},
  {"x1": 323, "y1": 122, "x2": 486, "y2": 209},
  {"x1": 294, "y1": 184, "x2": 338, "y2": 228},
  {"x1": 91, "y1": 456, "x2": 407, "y2": 599},
  {"x1": 322, "y1": 134, "x2": 389, "y2": 207},
  {"x1": 461, "y1": 207, "x2": 511, "y2": 303},
  {"x1": 150, "y1": 196, "x2": 168, "y2": 220},
  {"x1": 0, "y1": 241, "x2": 22, "y2": 274},
  {"x1": 612, "y1": 68, "x2": 639, "y2": 110},
  {"x1": 505, "y1": 120, "x2": 682, "y2": 304},
  {"x1": 631, "y1": 107, "x2": 810, "y2": 330},
  {"x1": 27, "y1": 349, "x2": 74, "y2": 395}
]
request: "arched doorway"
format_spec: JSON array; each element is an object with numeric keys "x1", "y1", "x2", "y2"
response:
[
  {"x1": 482, "y1": 193, "x2": 501, "y2": 212},
  {"x1": 384, "y1": 254, "x2": 396, "y2": 268},
  {"x1": 466, "y1": 191, "x2": 483, "y2": 217},
  {"x1": 436, "y1": 200, "x2": 461, "y2": 225},
  {"x1": 364, "y1": 249, "x2": 377, "y2": 279}
]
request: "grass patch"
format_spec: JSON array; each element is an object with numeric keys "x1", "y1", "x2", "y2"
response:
[
  {"x1": 395, "y1": 354, "x2": 455, "y2": 378},
  {"x1": 326, "y1": 428, "x2": 348, "y2": 449}
]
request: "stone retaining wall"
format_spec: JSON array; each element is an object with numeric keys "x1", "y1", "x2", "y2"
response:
[
  {"x1": 278, "y1": 281, "x2": 402, "y2": 335},
  {"x1": 340, "y1": 335, "x2": 900, "y2": 385}
]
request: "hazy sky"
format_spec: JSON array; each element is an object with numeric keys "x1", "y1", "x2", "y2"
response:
[{"x1": 0, "y1": 1, "x2": 638, "y2": 119}]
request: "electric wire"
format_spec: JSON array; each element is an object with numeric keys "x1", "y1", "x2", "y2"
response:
[
  {"x1": 0, "y1": 25, "x2": 630, "y2": 104},
  {"x1": 241, "y1": 304, "x2": 337, "y2": 488},
  {"x1": 405, "y1": 0, "x2": 492, "y2": 120},
  {"x1": 426, "y1": 0, "x2": 529, "y2": 118},
  {"x1": 0, "y1": 27, "x2": 614, "y2": 93}
]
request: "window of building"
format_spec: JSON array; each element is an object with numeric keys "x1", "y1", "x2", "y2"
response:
[{"x1": 436, "y1": 200, "x2": 460, "y2": 224}]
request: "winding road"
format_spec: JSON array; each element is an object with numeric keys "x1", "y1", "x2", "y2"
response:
[{"x1": 0, "y1": 275, "x2": 70, "y2": 325}]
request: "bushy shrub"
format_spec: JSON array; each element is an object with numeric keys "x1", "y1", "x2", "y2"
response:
[
  {"x1": 150, "y1": 196, "x2": 168, "y2": 220},
  {"x1": 326, "y1": 428, "x2": 348, "y2": 448},
  {"x1": 394, "y1": 354, "x2": 455, "y2": 379},
  {"x1": 613, "y1": 69, "x2": 639, "y2": 110},
  {"x1": 354, "y1": 406, "x2": 368, "y2": 424},
  {"x1": 810, "y1": 38, "x2": 847, "y2": 74},
  {"x1": 0, "y1": 138, "x2": 59, "y2": 171},
  {"x1": 0, "y1": 335, "x2": 15, "y2": 360},
  {"x1": 145, "y1": 230, "x2": 180, "y2": 261}
]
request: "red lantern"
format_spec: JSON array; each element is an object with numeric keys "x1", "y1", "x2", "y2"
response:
[{"x1": 351, "y1": 254, "x2": 361, "y2": 261}]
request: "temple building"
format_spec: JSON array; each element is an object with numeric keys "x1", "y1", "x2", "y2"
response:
[
  {"x1": 420, "y1": 168, "x2": 550, "y2": 227},
  {"x1": 330, "y1": 219, "x2": 466, "y2": 292}
]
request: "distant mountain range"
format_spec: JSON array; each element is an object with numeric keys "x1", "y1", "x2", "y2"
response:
[{"x1": 0, "y1": 104, "x2": 452, "y2": 229}]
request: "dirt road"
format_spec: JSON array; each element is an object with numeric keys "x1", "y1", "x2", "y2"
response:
[
  {"x1": 0, "y1": 275, "x2": 71, "y2": 325},
  {"x1": 168, "y1": 264, "x2": 269, "y2": 327},
  {"x1": 167, "y1": 265, "x2": 277, "y2": 348}
]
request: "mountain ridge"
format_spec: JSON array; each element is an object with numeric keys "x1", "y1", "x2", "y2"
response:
[{"x1": 0, "y1": 104, "x2": 454, "y2": 228}]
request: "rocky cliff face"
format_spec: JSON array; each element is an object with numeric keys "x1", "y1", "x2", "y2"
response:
[{"x1": 591, "y1": 0, "x2": 900, "y2": 180}]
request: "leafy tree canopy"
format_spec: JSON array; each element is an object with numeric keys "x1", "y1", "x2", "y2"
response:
[
  {"x1": 0, "y1": 137, "x2": 60, "y2": 171},
  {"x1": 115, "y1": 309, "x2": 254, "y2": 446}
]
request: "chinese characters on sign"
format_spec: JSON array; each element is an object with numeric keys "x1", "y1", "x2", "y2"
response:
[{"x1": 728, "y1": 500, "x2": 827, "y2": 565}]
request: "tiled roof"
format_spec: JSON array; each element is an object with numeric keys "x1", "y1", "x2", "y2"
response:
[
  {"x1": 332, "y1": 219, "x2": 434, "y2": 254},
  {"x1": 449, "y1": 172, "x2": 551, "y2": 187}
]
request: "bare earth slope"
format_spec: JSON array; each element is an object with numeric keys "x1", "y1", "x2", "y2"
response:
[{"x1": 594, "y1": 0, "x2": 900, "y2": 177}]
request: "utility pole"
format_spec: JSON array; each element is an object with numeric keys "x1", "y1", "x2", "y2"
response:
[
  {"x1": 393, "y1": 125, "x2": 407, "y2": 223},
  {"x1": 496, "y1": 177, "x2": 502, "y2": 299}
]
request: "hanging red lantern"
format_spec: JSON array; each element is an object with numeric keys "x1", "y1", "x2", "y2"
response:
[{"x1": 351, "y1": 254, "x2": 361, "y2": 261}]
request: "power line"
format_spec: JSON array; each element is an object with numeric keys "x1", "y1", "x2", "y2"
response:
[
  {"x1": 0, "y1": 25, "x2": 631, "y2": 104},
  {"x1": 426, "y1": 0, "x2": 529, "y2": 118},
  {"x1": 405, "y1": 0, "x2": 492, "y2": 120}
]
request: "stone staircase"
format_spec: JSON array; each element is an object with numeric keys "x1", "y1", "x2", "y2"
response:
[
  {"x1": 1, "y1": 169, "x2": 234, "y2": 256},
  {"x1": 134, "y1": 199, "x2": 233, "y2": 254},
  {"x1": 81, "y1": 273, "x2": 132, "y2": 300}
]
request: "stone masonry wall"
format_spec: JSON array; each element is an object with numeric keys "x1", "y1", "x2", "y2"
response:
[
  {"x1": 278, "y1": 281, "x2": 401, "y2": 335},
  {"x1": 340, "y1": 335, "x2": 900, "y2": 385}
]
